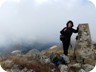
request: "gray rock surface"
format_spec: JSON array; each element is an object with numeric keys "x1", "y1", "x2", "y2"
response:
[
  {"x1": 68, "y1": 63, "x2": 81, "y2": 72},
  {"x1": 11, "y1": 50, "x2": 22, "y2": 54},
  {"x1": 82, "y1": 64, "x2": 94, "y2": 72},
  {"x1": 78, "y1": 69, "x2": 86, "y2": 72},
  {"x1": 75, "y1": 24, "x2": 95, "y2": 64},
  {"x1": 61, "y1": 54, "x2": 70, "y2": 64},
  {"x1": 1, "y1": 60, "x2": 14, "y2": 70},
  {"x1": 58, "y1": 64, "x2": 68, "y2": 72}
]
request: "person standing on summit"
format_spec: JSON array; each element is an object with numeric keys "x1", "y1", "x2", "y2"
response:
[{"x1": 60, "y1": 20, "x2": 79, "y2": 56}]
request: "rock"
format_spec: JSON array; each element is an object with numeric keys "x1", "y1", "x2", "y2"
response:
[
  {"x1": 7, "y1": 66, "x2": 36, "y2": 72},
  {"x1": 21, "y1": 67, "x2": 28, "y2": 72},
  {"x1": 27, "y1": 69, "x2": 36, "y2": 72},
  {"x1": 10, "y1": 68, "x2": 21, "y2": 72},
  {"x1": 43, "y1": 58, "x2": 51, "y2": 63},
  {"x1": 78, "y1": 69, "x2": 86, "y2": 72},
  {"x1": 27, "y1": 49, "x2": 40, "y2": 55},
  {"x1": 49, "y1": 63, "x2": 55, "y2": 69},
  {"x1": 6, "y1": 64, "x2": 20, "y2": 72},
  {"x1": 27, "y1": 49, "x2": 41, "y2": 60},
  {"x1": 68, "y1": 63, "x2": 81, "y2": 72},
  {"x1": 40, "y1": 55, "x2": 51, "y2": 63},
  {"x1": 50, "y1": 45, "x2": 58, "y2": 49},
  {"x1": 58, "y1": 64, "x2": 68, "y2": 72},
  {"x1": 61, "y1": 54, "x2": 70, "y2": 64},
  {"x1": 51, "y1": 69, "x2": 55, "y2": 72},
  {"x1": 27, "y1": 49, "x2": 40, "y2": 54},
  {"x1": 72, "y1": 63, "x2": 81, "y2": 68},
  {"x1": 82, "y1": 64, "x2": 94, "y2": 72},
  {"x1": 42, "y1": 45, "x2": 63, "y2": 56},
  {"x1": 12, "y1": 64, "x2": 19, "y2": 69},
  {"x1": 11, "y1": 50, "x2": 22, "y2": 55},
  {"x1": 1, "y1": 60, "x2": 14, "y2": 70}
]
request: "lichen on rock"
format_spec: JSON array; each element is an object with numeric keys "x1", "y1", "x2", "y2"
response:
[{"x1": 75, "y1": 24, "x2": 96, "y2": 65}]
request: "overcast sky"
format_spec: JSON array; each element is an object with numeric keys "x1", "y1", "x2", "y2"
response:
[{"x1": 0, "y1": 0, "x2": 95, "y2": 46}]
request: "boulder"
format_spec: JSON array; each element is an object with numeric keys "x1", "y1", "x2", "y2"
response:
[
  {"x1": 78, "y1": 69, "x2": 86, "y2": 72},
  {"x1": 61, "y1": 54, "x2": 70, "y2": 64},
  {"x1": 40, "y1": 55, "x2": 51, "y2": 63},
  {"x1": 58, "y1": 64, "x2": 68, "y2": 72},
  {"x1": 26, "y1": 49, "x2": 41, "y2": 60},
  {"x1": 82, "y1": 64, "x2": 94, "y2": 72},
  {"x1": 27, "y1": 49, "x2": 40, "y2": 55}
]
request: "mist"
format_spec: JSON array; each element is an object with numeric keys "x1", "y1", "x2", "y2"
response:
[{"x1": 0, "y1": 0, "x2": 96, "y2": 47}]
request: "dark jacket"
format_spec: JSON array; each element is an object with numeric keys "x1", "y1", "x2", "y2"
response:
[{"x1": 60, "y1": 27, "x2": 78, "y2": 41}]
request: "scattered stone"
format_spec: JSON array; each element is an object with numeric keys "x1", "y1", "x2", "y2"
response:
[
  {"x1": 1, "y1": 60, "x2": 14, "y2": 70},
  {"x1": 11, "y1": 50, "x2": 22, "y2": 55},
  {"x1": 27, "y1": 49, "x2": 41, "y2": 60},
  {"x1": 1, "y1": 24, "x2": 96, "y2": 72},
  {"x1": 82, "y1": 64, "x2": 94, "y2": 72},
  {"x1": 40, "y1": 55, "x2": 51, "y2": 63},
  {"x1": 78, "y1": 69, "x2": 86, "y2": 72},
  {"x1": 69, "y1": 63, "x2": 81, "y2": 72},
  {"x1": 58, "y1": 64, "x2": 68, "y2": 72},
  {"x1": 61, "y1": 54, "x2": 70, "y2": 64}
]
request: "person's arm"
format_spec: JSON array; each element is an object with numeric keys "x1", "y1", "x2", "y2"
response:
[
  {"x1": 60, "y1": 27, "x2": 67, "y2": 35},
  {"x1": 72, "y1": 27, "x2": 79, "y2": 33}
]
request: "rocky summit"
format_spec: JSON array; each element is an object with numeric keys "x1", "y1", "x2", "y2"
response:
[{"x1": 0, "y1": 24, "x2": 96, "y2": 72}]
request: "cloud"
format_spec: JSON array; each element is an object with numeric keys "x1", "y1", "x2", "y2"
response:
[
  {"x1": 0, "y1": 0, "x2": 21, "y2": 7},
  {"x1": 0, "y1": 0, "x2": 6, "y2": 7},
  {"x1": 89, "y1": 0, "x2": 96, "y2": 7},
  {"x1": 0, "y1": 0, "x2": 95, "y2": 46}
]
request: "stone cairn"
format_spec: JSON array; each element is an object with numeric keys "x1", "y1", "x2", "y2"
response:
[{"x1": 74, "y1": 24, "x2": 95, "y2": 65}]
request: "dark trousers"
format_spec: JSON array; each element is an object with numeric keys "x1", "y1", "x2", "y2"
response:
[{"x1": 62, "y1": 39, "x2": 70, "y2": 56}]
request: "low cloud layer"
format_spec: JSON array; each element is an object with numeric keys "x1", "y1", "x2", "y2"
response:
[{"x1": 0, "y1": 0, "x2": 96, "y2": 46}]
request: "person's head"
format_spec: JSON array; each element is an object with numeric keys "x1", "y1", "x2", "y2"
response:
[{"x1": 66, "y1": 20, "x2": 74, "y2": 28}]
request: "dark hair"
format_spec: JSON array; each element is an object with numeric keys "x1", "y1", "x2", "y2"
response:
[{"x1": 66, "y1": 20, "x2": 74, "y2": 27}]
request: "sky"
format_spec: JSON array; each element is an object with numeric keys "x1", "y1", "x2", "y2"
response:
[
  {"x1": 0, "y1": 0, "x2": 95, "y2": 46},
  {"x1": 0, "y1": 0, "x2": 96, "y2": 72}
]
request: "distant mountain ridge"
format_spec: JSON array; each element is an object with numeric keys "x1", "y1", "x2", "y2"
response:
[{"x1": 0, "y1": 41, "x2": 58, "y2": 57}]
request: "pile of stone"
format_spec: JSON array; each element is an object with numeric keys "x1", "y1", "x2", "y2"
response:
[{"x1": 1, "y1": 24, "x2": 96, "y2": 72}]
